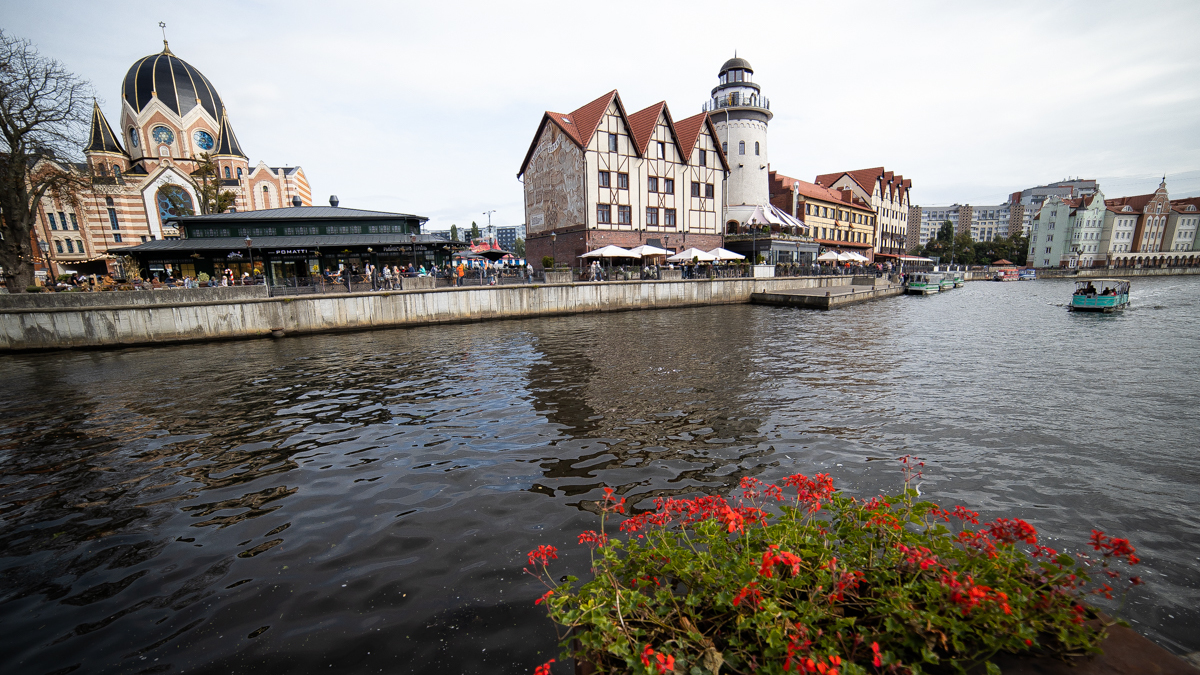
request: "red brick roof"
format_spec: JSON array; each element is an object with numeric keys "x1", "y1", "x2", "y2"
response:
[
  {"x1": 520, "y1": 92, "x2": 729, "y2": 177},
  {"x1": 814, "y1": 167, "x2": 911, "y2": 201},
  {"x1": 771, "y1": 171, "x2": 873, "y2": 211},
  {"x1": 1104, "y1": 193, "x2": 1156, "y2": 214},
  {"x1": 627, "y1": 101, "x2": 665, "y2": 155}
]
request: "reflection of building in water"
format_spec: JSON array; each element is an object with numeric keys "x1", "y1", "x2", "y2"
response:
[{"x1": 524, "y1": 309, "x2": 769, "y2": 506}]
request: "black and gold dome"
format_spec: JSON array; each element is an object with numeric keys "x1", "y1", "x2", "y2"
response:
[{"x1": 121, "y1": 42, "x2": 224, "y2": 122}]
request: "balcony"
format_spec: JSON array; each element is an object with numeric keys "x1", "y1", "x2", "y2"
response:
[{"x1": 703, "y1": 93, "x2": 770, "y2": 113}]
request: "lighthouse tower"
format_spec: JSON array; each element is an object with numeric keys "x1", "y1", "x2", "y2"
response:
[{"x1": 706, "y1": 56, "x2": 772, "y2": 220}]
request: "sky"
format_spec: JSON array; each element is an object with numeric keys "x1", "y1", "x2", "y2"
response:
[{"x1": 5, "y1": 0, "x2": 1199, "y2": 231}]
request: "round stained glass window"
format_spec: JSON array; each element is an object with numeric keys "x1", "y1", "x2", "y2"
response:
[
  {"x1": 152, "y1": 126, "x2": 175, "y2": 145},
  {"x1": 193, "y1": 130, "x2": 214, "y2": 151}
]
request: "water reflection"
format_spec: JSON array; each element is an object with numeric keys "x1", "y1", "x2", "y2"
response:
[{"x1": 0, "y1": 279, "x2": 1197, "y2": 674}]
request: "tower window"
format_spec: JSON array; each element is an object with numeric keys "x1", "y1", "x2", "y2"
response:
[
  {"x1": 105, "y1": 196, "x2": 114, "y2": 206},
  {"x1": 65, "y1": 239, "x2": 74, "y2": 253},
  {"x1": 48, "y1": 213, "x2": 57, "y2": 230},
  {"x1": 739, "y1": 141, "x2": 745, "y2": 155},
  {"x1": 657, "y1": 141, "x2": 665, "y2": 159},
  {"x1": 236, "y1": 167, "x2": 243, "y2": 178},
  {"x1": 59, "y1": 212, "x2": 69, "y2": 229},
  {"x1": 70, "y1": 214, "x2": 78, "y2": 229},
  {"x1": 723, "y1": 142, "x2": 727, "y2": 153},
  {"x1": 55, "y1": 240, "x2": 63, "y2": 253},
  {"x1": 755, "y1": 141, "x2": 760, "y2": 156},
  {"x1": 225, "y1": 166, "x2": 231, "y2": 179}
]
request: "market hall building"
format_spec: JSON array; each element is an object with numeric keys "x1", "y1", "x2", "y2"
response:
[{"x1": 112, "y1": 199, "x2": 456, "y2": 286}]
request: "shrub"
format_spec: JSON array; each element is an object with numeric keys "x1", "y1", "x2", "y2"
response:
[
  {"x1": 25, "y1": 285, "x2": 45, "y2": 293},
  {"x1": 526, "y1": 458, "x2": 1140, "y2": 675},
  {"x1": 542, "y1": 256, "x2": 555, "y2": 270}
]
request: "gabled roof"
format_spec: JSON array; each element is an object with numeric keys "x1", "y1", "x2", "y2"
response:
[
  {"x1": 771, "y1": 171, "x2": 873, "y2": 211},
  {"x1": 518, "y1": 90, "x2": 628, "y2": 177},
  {"x1": 518, "y1": 91, "x2": 729, "y2": 177},
  {"x1": 627, "y1": 101, "x2": 665, "y2": 155},
  {"x1": 214, "y1": 107, "x2": 246, "y2": 158},
  {"x1": 814, "y1": 167, "x2": 912, "y2": 200},
  {"x1": 85, "y1": 102, "x2": 127, "y2": 156},
  {"x1": 1170, "y1": 197, "x2": 1200, "y2": 212},
  {"x1": 1104, "y1": 193, "x2": 1155, "y2": 214},
  {"x1": 672, "y1": 112, "x2": 730, "y2": 172}
]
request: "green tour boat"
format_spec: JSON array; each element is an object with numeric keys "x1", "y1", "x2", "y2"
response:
[
  {"x1": 905, "y1": 272, "x2": 942, "y2": 295},
  {"x1": 1069, "y1": 279, "x2": 1130, "y2": 313}
]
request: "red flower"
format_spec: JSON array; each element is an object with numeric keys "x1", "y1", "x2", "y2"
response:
[
  {"x1": 535, "y1": 590, "x2": 554, "y2": 605},
  {"x1": 534, "y1": 658, "x2": 555, "y2": 675},
  {"x1": 732, "y1": 581, "x2": 762, "y2": 608},
  {"x1": 871, "y1": 642, "x2": 882, "y2": 668},
  {"x1": 577, "y1": 530, "x2": 608, "y2": 549},
  {"x1": 985, "y1": 518, "x2": 1038, "y2": 545},
  {"x1": 527, "y1": 545, "x2": 558, "y2": 566}
]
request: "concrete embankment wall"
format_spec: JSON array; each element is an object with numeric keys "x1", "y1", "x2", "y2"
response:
[
  {"x1": 0, "y1": 277, "x2": 853, "y2": 352},
  {"x1": 1038, "y1": 267, "x2": 1200, "y2": 279}
]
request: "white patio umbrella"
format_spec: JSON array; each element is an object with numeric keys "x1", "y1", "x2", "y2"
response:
[
  {"x1": 627, "y1": 244, "x2": 669, "y2": 258},
  {"x1": 836, "y1": 252, "x2": 856, "y2": 262},
  {"x1": 817, "y1": 251, "x2": 840, "y2": 262},
  {"x1": 580, "y1": 245, "x2": 637, "y2": 258},
  {"x1": 845, "y1": 251, "x2": 870, "y2": 262},
  {"x1": 707, "y1": 247, "x2": 745, "y2": 261},
  {"x1": 667, "y1": 247, "x2": 717, "y2": 262}
]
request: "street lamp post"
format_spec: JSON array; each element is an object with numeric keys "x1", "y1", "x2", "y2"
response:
[
  {"x1": 244, "y1": 237, "x2": 254, "y2": 285},
  {"x1": 550, "y1": 231, "x2": 557, "y2": 269}
]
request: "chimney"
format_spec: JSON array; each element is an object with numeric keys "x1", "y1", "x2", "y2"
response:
[
  {"x1": 291, "y1": 195, "x2": 302, "y2": 207},
  {"x1": 329, "y1": 195, "x2": 339, "y2": 207}
]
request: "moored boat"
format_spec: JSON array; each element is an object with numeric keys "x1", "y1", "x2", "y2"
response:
[
  {"x1": 952, "y1": 272, "x2": 965, "y2": 287},
  {"x1": 904, "y1": 272, "x2": 942, "y2": 295},
  {"x1": 939, "y1": 275, "x2": 956, "y2": 291},
  {"x1": 1019, "y1": 269, "x2": 1036, "y2": 281},
  {"x1": 1069, "y1": 279, "x2": 1130, "y2": 313},
  {"x1": 993, "y1": 267, "x2": 1018, "y2": 281}
]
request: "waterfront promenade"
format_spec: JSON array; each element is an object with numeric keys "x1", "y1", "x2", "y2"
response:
[{"x1": 0, "y1": 275, "x2": 868, "y2": 352}]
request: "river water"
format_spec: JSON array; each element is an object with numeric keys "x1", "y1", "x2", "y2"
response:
[{"x1": 1, "y1": 276, "x2": 1198, "y2": 674}]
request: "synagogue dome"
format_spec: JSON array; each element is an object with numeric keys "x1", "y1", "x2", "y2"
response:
[{"x1": 121, "y1": 43, "x2": 224, "y2": 123}]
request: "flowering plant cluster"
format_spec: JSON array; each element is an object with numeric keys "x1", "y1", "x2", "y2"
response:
[{"x1": 525, "y1": 459, "x2": 1140, "y2": 674}]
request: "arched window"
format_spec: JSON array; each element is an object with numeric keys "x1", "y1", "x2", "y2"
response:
[
  {"x1": 224, "y1": 166, "x2": 231, "y2": 179},
  {"x1": 105, "y1": 196, "x2": 114, "y2": 206},
  {"x1": 754, "y1": 141, "x2": 760, "y2": 156},
  {"x1": 55, "y1": 240, "x2": 63, "y2": 253},
  {"x1": 156, "y1": 185, "x2": 194, "y2": 223},
  {"x1": 738, "y1": 141, "x2": 745, "y2": 155},
  {"x1": 113, "y1": 165, "x2": 121, "y2": 179},
  {"x1": 236, "y1": 167, "x2": 243, "y2": 179},
  {"x1": 65, "y1": 239, "x2": 74, "y2": 253}
]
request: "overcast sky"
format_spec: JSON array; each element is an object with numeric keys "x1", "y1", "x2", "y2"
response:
[{"x1": 5, "y1": 0, "x2": 1199, "y2": 230}]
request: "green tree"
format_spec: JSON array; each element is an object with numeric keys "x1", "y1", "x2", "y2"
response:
[
  {"x1": 470, "y1": 221, "x2": 480, "y2": 241},
  {"x1": 936, "y1": 220, "x2": 954, "y2": 242},
  {"x1": 0, "y1": 30, "x2": 94, "y2": 291},
  {"x1": 1010, "y1": 232, "x2": 1030, "y2": 264},
  {"x1": 450, "y1": 224, "x2": 458, "y2": 241},
  {"x1": 952, "y1": 232, "x2": 976, "y2": 265},
  {"x1": 514, "y1": 237, "x2": 525, "y2": 257}
]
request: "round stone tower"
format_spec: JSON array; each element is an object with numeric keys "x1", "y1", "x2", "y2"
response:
[{"x1": 706, "y1": 56, "x2": 772, "y2": 211}]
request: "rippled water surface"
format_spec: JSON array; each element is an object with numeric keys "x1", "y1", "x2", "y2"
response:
[{"x1": 2, "y1": 276, "x2": 1198, "y2": 673}]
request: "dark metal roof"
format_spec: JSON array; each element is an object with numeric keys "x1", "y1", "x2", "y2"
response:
[
  {"x1": 166, "y1": 205, "x2": 428, "y2": 224},
  {"x1": 86, "y1": 102, "x2": 127, "y2": 155},
  {"x1": 213, "y1": 107, "x2": 245, "y2": 158},
  {"x1": 719, "y1": 57, "x2": 753, "y2": 75},
  {"x1": 122, "y1": 43, "x2": 224, "y2": 122},
  {"x1": 111, "y1": 233, "x2": 456, "y2": 254}
]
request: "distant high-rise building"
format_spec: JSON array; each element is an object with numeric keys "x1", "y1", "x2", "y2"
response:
[
  {"x1": 1008, "y1": 179, "x2": 1098, "y2": 236},
  {"x1": 496, "y1": 225, "x2": 525, "y2": 251}
]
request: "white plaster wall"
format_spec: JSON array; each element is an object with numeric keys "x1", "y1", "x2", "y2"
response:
[{"x1": 711, "y1": 117, "x2": 768, "y2": 208}]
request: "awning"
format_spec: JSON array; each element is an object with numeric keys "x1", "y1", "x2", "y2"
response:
[
  {"x1": 110, "y1": 233, "x2": 457, "y2": 255},
  {"x1": 667, "y1": 248, "x2": 717, "y2": 262},
  {"x1": 581, "y1": 245, "x2": 637, "y2": 258}
]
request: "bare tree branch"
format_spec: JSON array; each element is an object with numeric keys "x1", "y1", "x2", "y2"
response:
[{"x1": 0, "y1": 29, "x2": 95, "y2": 291}]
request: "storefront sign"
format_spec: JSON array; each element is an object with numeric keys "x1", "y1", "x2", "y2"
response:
[
  {"x1": 226, "y1": 251, "x2": 244, "y2": 259},
  {"x1": 271, "y1": 249, "x2": 310, "y2": 255}
]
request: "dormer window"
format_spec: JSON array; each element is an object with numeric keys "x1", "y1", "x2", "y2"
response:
[{"x1": 225, "y1": 166, "x2": 231, "y2": 179}]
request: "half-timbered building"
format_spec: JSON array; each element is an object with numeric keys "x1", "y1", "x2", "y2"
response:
[{"x1": 519, "y1": 91, "x2": 728, "y2": 267}]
